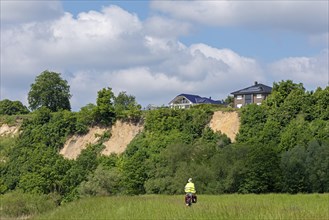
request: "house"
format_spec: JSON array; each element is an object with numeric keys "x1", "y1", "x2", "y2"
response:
[
  {"x1": 169, "y1": 94, "x2": 223, "y2": 109},
  {"x1": 231, "y1": 82, "x2": 272, "y2": 108}
]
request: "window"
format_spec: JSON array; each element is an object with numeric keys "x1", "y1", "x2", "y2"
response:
[
  {"x1": 256, "y1": 94, "x2": 262, "y2": 98},
  {"x1": 245, "y1": 94, "x2": 252, "y2": 104},
  {"x1": 236, "y1": 95, "x2": 242, "y2": 100}
]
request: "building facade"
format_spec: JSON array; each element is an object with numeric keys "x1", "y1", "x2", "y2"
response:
[
  {"x1": 231, "y1": 82, "x2": 272, "y2": 108},
  {"x1": 169, "y1": 94, "x2": 223, "y2": 109}
]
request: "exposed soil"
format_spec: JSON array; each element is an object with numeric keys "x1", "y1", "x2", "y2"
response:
[
  {"x1": 60, "y1": 126, "x2": 108, "y2": 159},
  {"x1": 102, "y1": 121, "x2": 143, "y2": 155},
  {"x1": 2, "y1": 111, "x2": 240, "y2": 159},
  {"x1": 0, "y1": 124, "x2": 20, "y2": 137},
  {"x1": 209, "y1": 111, "x2": 240, "y2": 142},
  {"x1": 60, "y1": 121, "x2": 144, "y2": 159}
]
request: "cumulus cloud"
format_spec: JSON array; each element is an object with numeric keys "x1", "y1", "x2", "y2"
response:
[
  {"x1": 66, "y1": 43, "x2": 264, "y2": 108},
  {"x1": 151, "y1": 0, "x2": 329, "y2": 34},
  {"x1": 268, "y1": 49, "x2": 329, "y2": 90},
  {"x1": 1, "y1": 3, "x2": 327, "y2": 111}
]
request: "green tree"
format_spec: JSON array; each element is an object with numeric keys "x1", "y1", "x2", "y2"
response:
[
  {"x1": 312, "y1": 87, "x2": 329, "y2": 120},
  {"x1": 94, "y1": 87, "x2": 116, "y2": 125},
  {"x1": 280, "y1": 145, "x2": 308, "y2": 193},
  {"x1": 236, "y1": 104, "x2": 267, "y2": 143},
  {"x1": 114, "y1": 91, "x2": 141, "y2": 122},
  {"x1": 264, "y1": 80, "x2": 305, "y2": 108},
  {"x1": 279, "y1": 116, "x2": 312, "y2": 152},
  {"x1": 0, "y1": 99, "x2": 29, "y2": 115},
  {"x1": 224, "y1": 95, "x2": 234, "y2": 107},
  {"x1": 76, "y1": 103, "x2": 97, "y2": 134},
  {"x1": 28, "y1": 70, "x2": 71, "y2": 112},
  {"x1": 305, "y1": 140, "x2": 329, "y2": 193},
  {"x1": 240, "y1": 145, "x2": 281, "y2": 193},
  {"x1": 78, "y1": 165, "x2": 122, "y2": 196}
]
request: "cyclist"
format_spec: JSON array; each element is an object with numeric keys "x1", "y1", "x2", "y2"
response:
[{"x1": 184, "y1": 178, "x2": 197, "y2": 206}]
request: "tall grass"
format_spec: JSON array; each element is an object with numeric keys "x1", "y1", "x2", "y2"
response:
[
  {"x1": 33, "y1": 194, "x2": 329, "y2": 220},
  {"x1": 0, "y1": 191, "x2": 59, "y2": 219}
]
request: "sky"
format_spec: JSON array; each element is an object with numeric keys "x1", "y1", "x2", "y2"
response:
[{"x1": 1, "y1": 0, "x2": 328, "y2": 111}]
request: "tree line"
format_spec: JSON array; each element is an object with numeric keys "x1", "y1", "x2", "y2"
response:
[{"x1": 0, "y1": 71, "x2": 328, "y2": 205}]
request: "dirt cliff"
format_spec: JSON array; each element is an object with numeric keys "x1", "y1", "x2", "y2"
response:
[
  {"x1": 209, "y1": 111, "x2": 240, "y2": 142},
  {"x1": 0, "y1": 124, "x2": 20, "y2": 137},
  {"x1": 102, "y1": 121, "x2": 143, "y2": 156},
  {"x1": 60, "y1": 126, "x2": 108, "y2": 159},
  {"x1": 60, "y1": 121, "x2": 143, "y2": 159},
  {"x1": 2, "y1": 110, "x2": 240, "y2": 159}
]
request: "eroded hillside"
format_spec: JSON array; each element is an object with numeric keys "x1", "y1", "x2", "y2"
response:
[
  {"x1": 1, "y1": 110, "x2": 240, "y2": 159},
  {"x1": 60, "y1": 120, "x2": 143, "y2": 159},
  {"x1": 60, "y1": 110, "x2": 240, "y2": 159},
  {"x1": 0, "y1": 124, "x2": 20, "y2": 137},
  {"x1": 209, "y1": 111, "x2": 240, "y2": 142}
]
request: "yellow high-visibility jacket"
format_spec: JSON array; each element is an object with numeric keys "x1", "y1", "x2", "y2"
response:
[{"x1": 184, "y1": 182, "x2": 196, "y2": 193}]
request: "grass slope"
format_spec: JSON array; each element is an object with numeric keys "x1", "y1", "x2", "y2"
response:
[{"x1": 33, "y1": 194, "x2": 329, "y2": 220}]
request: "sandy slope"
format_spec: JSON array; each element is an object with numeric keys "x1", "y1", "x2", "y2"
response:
[
  {"x1": 209, "y1": 111, "x2": 240, "y2": 142},
  {"x1": 60, "y1": 121, "x2": 143, "y2": 159},
  {"x1": 2, "y1": 111, "x2": 240, "y2": 159},
  {"x1": 0, "y1": 124, "x2": 20, "y2": 137},
  {"x1": 102, "y1": 121, "x2": 143, "y2": 155},
  {"x1": 60, "y1": 126, "x2": 108, "y2": 159}
]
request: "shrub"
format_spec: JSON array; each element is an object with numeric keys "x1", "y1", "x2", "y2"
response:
[{"x1": 78, "y1": 165, "x2": 122, "y2": 196}]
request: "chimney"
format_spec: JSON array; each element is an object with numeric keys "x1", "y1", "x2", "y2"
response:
[{"x1": 254, "y1": 81, "x2": 258, "y2": 85}]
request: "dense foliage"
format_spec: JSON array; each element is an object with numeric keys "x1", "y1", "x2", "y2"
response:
[
  {"x1": 0, "y1": 80, "x2": 328, "y2": 216},
  {"x1": 0, "y1": 99, "x2": 29, "y2": 115},
  {"x1": 28, "y1": 71, "x2": 72, "y2": 111}
]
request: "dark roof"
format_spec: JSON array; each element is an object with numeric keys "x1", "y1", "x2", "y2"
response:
[
  {"x1": 170, "y1": 94, "x2": 223, "y2": 105},
  {"x1": 231, "y1": 83, "x2": 272, "y2": 95}
]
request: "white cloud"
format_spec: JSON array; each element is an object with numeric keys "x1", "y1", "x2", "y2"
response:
[
  {"x1": 268, "y1": 49, "x2": 329, "y2": 90},
  {"x1": 66, "y1": 43, "x2": 265, "y2": 108},
  {"x1": 190, "y1": 44, "x2": 262, "y2": 77},
  {"x1": 151, "y1": 0, "x2": 329, "y2": 34},
  {"x1": 1, "y1": 3, "x2": 327, "y2": 111}
]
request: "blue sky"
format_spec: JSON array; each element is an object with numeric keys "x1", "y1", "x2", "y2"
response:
[{"x1": 1, "y1": 0, "x2": 328, "y2": 111}]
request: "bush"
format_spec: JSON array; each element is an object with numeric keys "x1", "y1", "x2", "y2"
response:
[
  {"x1": 78, "y1": 165, "x2": 122, "y2": 196},
  {"x1": 0, "y1": 191, "x2": 58, "y2": 218}
]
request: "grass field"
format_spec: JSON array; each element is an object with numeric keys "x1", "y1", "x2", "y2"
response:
[{"x1": 33, "y1": 194, "x2": 329, "y2": 220}]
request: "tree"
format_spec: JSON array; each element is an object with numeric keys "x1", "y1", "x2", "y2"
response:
[
  {"x1": 264, "y1": 80, "x2": 305, "y2": 109},
  {"x1": 114, "y1": 91, "x2": 141, "y2": 121},
  {"x1": 305, "y1": 140, "x2": 329, "y2": 193},
  {"x1": 312, "y1": 87, "x2": 329, "y2": 120},
  {"x1": 0, "y1": 99, "x2": 29, "y2": 115},
  {"x1": 236, "y1": 104, "x2": 267, "y2": 143},
  {"x1": 280, "y1": 145, "x2": 308, "y2": 193},
  {"x1": 224, "y1": 95, "x2": 234, "y2": 107},
  {"x1": 94, "y1": 87, "x2": 116, "y2": 125},
  {"x1": 28, "y1": 70, "x2": 71, "y2": 112},
  {"x1": 240, "y1": 144, "x2": 281, "y2": 193}
]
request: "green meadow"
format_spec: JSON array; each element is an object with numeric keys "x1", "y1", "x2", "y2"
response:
[{"x1": 33, "y1": 194, "x2": 329, "y2": 220}]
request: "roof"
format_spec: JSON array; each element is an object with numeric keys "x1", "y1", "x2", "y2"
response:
[
  {"x1": 231, "y1": 83, "x2": 272, "y2": 95},
  {"x1": 169, "y1": 93, "x2": 223, "y2": 105}
]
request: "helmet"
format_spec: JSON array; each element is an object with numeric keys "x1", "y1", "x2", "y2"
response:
[{"x1": 188, "y1": 178, "x2": 192, "y2": 182}]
